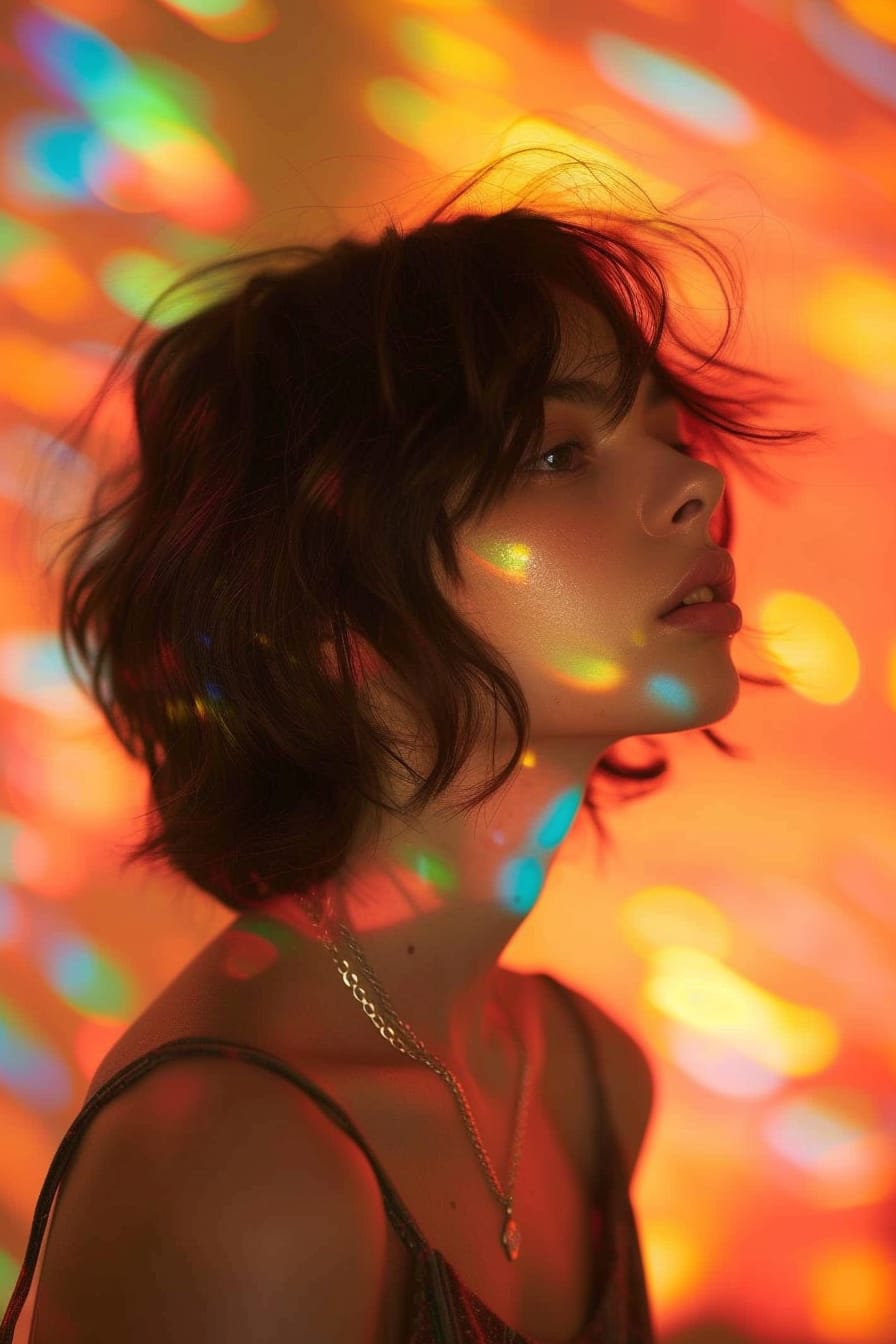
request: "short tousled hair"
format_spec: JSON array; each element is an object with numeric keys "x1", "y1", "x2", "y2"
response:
[{"x1": 31, "y1": 148, "x2": 822, "y2": 923}]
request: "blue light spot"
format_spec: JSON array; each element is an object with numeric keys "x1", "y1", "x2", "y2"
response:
[
  {"x1": 588, "y1": 33, "x2": 756, "y2": 144},
  {"x1": 646, "y1": 673, "x2": 697, "y2": 715},
  {"x1": 13, "y1": 119, "x2": 95, "y2": 203},
  {"x1": 0, "y1": 632, "x2": 91, "y2": 698},
  {"x1": 14, "y1": 9, "x2": 131, "y2": 107},
  {"x1": 532, "y1": 787, "x2": 583, "y2": 850},
  {"x1": 498, "y1": 855, "x2": 544, "y2": 916},
  {"x1": 49, "y1": 936, "x2": 97, "y2": 998}
]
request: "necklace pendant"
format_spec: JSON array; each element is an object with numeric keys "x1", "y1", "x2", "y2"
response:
[{"x1": 501, "y1": 1211, "x2": 522, "y2": 1262}]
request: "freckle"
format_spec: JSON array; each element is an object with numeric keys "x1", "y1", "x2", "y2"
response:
[
  {"x1": 450, "y1": 1200, "x2": 456, "y2": 1210},
  {"x1": 407, "y1": 944, "x2": 415, "y2": 955}
]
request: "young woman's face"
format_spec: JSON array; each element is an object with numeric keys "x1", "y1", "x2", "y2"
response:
[{"x1": 441, "y1": 287, "x2": 742, "y2": 746}]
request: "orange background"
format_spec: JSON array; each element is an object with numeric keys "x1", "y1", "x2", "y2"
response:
[{"x1": 0, "y1": 1, "x2": 894, "y2": 1341}]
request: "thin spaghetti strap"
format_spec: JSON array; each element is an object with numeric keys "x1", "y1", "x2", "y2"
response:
[{"x1": 0, "y1": 1035, "x2": 429, "y2": 1342}]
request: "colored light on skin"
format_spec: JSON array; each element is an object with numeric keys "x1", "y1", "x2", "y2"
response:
[
  {"x1": 644, "y1": 673, "x2": 697, "y2": 716},
  {"x1": 756, "y1": 591, "x2": 860, "y2": 705},
  {"x1": 468, "y1": 535, "x2": 703, "y2": 717},
  {"x1": 531, "y1": 786, "x2": 584, "y2": 850},
  {"x1": 475, "y1": 537, "x2": 534, "y2": 583},
  {"x1": 586, "y1": 34, "x2": 757, "y2": 144},
  {"x1": 646, "y1": 946, "x2": 840, "y2": 1077},
  {"x1": 498, "y1": 853, "x2": 545, "y2": 917}
]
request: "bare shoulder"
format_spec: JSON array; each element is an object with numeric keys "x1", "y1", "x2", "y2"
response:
[
  {"x1": 540, "y1": 971, "x2": 656, "y2": 1186},
  {"x1": 30, "y1": 1050, "x2": 390, "y2": 1343}
]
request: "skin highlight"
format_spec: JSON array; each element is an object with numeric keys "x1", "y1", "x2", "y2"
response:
[{"x1": 237, "y1": 285, "x2": 740, "y2": 1099}]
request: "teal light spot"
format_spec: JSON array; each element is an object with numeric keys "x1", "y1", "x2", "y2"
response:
[
  {"x1": 532, "y1": 787, "x2": 584, "y2": 851},
  {"x1": 646, "y1": 673, "x2": 697, "y2": 715},
  {"x1": 13, "y1": 120, "x2": 95, "y2": 203},
  {"x1": 42, "y1": 935, "x2": 133, "y2": 1015},
  {"x1": 588, "y1": 33, "x2": 755, "y2": 144},
  {"x1": 14, "y1": 8, "x2": 130, "y2": 105},
  {"x1": 498, "y1": 855, "x2": 544, "y2": 917},
  {"x1": 55, "y1": 940, "x2": 97, "y2": 996},
  {"x1": 0, "y1": 633, "x2": 82, "y2": 698}
]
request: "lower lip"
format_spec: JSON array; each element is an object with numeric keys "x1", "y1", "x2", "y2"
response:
[{"x1": 658, "y1": 601, "x2": 742, "y2": 634}]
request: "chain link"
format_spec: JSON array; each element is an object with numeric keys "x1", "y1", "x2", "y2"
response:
[{"x1": 307, "y1": 895, "x2": 531, "y2": 1222}]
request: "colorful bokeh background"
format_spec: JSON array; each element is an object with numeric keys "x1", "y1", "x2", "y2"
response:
[{"x1": 1, "y1": 1, "x2": 894, "y2": 1341}]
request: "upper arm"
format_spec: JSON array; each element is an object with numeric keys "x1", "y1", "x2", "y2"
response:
[
  {"x1": 566, "y1": 985, "x2": 656, "y2": 1186},
  {"x1": 30, "y1": 1057, "x2": 390, "y2": 1344}
]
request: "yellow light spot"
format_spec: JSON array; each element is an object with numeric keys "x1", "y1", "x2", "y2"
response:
[
  {"x1": 835, "y1": 0, "x2": 896, "y2": 45},
  {"x1": 646, "y1": 947, "x2": 840, "y2": 1077},
  {"x1": 807, "y1": 1240, "x2": 896, "y2": 1339},
  {"x1": 803, "y1": 266, "x2": 896, "y2": 390},
  {"x1": 756, "y1": 591, "x2": 860, "y2": 705},
  {"x1": 639, "y1": 1216, "x2": 705, "y2": 1317},
  {"x1": 394, "y1": 16, "x2": 510, "y2": 86},
  {"x1": 620, "y1": 884, "x2": 732, "y2": 960}
]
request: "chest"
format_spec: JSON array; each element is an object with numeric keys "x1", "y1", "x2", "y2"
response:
[
  {"x1": 90, "y1": 966, "x2": 605, "y2": 1344},
  {"x1": 365, "y1": 1027, "x2": 601, "y2": 1344}
]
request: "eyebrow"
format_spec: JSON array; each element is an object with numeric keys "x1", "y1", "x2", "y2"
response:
[{"x1": 543, "y1": 364, "x2": 675, "y2": 409}]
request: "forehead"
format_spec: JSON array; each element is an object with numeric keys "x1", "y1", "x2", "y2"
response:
[
  {"x1": 547, "y1": 284, "x2": 616, "y2": 370},
  {"x1": 545, "y1": 285, "x2": 670, "y2": 407}
]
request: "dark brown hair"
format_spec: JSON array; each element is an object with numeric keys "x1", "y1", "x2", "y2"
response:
[{"x1": 31, "y1": 149, "x2": 822, "y2": 922}]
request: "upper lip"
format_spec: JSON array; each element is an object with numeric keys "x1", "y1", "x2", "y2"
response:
[{"x1": 658, "y1": 549, "x2": 736, "y2": 615}]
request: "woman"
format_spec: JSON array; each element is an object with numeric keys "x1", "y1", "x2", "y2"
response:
[{"x1": 1, "y1": 148, "x2": 817, "y2": 1343}]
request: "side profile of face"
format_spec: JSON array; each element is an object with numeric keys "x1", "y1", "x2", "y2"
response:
[
  {"x1": 440, "y1": 283, "x2": 740, "y2": 752},
  {"x1": 265, "y1": 281, "x2": 742, "y2": 1084}
]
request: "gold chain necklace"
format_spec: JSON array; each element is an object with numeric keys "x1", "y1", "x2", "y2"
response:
[{"x1": 307, "y1": 891, "x2": 532, "y2": 1262}]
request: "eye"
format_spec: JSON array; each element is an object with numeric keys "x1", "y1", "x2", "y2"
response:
[
  {"x1": 521, "y1": 440, "x2": 587, "y2": 476},
  {"x1": 522, "y1": 435, "x2": 695, "y2": 477}
]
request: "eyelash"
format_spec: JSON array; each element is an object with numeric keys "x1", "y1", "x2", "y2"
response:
[{"x1": 522, "y1": 438, "x2": 695, "y2": 476}]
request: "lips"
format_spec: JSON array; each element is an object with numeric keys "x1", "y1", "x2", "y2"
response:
[{"x1": 659, "y1": 550, "x2": 736, "y2": 616}]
